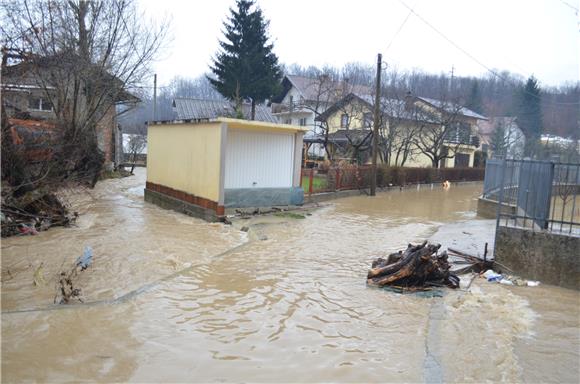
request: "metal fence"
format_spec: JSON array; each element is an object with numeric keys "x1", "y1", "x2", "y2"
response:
[{"x1": 490, "y1": 159, "x2": 580, "y2": 235}]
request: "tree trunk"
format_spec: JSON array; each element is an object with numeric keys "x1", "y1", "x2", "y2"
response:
[{"x1": 251, "y1": 99, "x2": 256, "y2": 121}]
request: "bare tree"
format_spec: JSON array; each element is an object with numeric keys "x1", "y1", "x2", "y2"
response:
[
  {"x1": 124, "y1": 130, "x2": 146, "y2": 174},
  {"x1": 410, "y1": 96, "x2": 468, "y2": 168},
  {"x1": 1, "y1": 0, "x2": 169, "y2": 186}
]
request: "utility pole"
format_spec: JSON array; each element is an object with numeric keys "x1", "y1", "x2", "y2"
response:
[
  {"x1": 153, "y1": 73, "x2": 157, "y2": 121},
  {"x1": 370, "y1": 53, "x2": 382, "y2": 196}
]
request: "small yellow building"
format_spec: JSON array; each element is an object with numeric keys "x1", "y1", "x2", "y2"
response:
[{"x1": 146, "y1": 118, "x2": 306, "y2": 221}]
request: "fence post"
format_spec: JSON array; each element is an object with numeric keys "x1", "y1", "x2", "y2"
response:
[
  {"x1": 300, "y1": 169, "x2": 303, "y2": 187},
  {"x1": 335, "y1": 168, "x2": 341, "y2": 191},
  {"x1": 544, "y1": 162, "x2": 555, "y2": 230},
  {"x1": 309, "y1": 168, "x2": 314, "y2": 195}
]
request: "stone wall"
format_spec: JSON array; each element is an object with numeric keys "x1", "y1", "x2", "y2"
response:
[{"x1": 495, "y1": 226, "x2": 580, "y2": 290}]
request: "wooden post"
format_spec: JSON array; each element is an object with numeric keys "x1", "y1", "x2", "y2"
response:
[
  {"x1": 300, "y1": 168, "x2": 303, "y2": 187},
  {"x1": 370, "y1": 53, "x2": 382, "y2": 196},
  {"x1": 484, "y1": 242, "x2": 488, "y2": 262},
  {"x1": 309, "y1": 168, "x2": 314, "y2": 195},
  {"x1": 336, "y1": 168, "x2": 341, "y2": 191}
]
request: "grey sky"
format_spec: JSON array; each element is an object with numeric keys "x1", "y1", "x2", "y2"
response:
[{"x1": 140, "y1": 0, "x2": 580, "y2": 88}]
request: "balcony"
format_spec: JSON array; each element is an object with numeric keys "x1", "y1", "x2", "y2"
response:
[
  {"x1": 444, "y1": 123, "x2": 480, "y2": 147},
  {"x1": 271, "y1": 102, "x2": 311, "y2": 115}
]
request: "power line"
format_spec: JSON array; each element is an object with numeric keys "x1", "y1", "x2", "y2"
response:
[
  {"x1": 385, "y1": 8, "x2": 413, "y2": 53},
  {"x1": 559, "y1": 0, "x2": 579, "y2": 14},
  {"x1": 399, "y1": 0, "x2": 580, "y2": 106}
]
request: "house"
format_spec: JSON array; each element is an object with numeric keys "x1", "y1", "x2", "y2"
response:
[
  {"x1": 270, "y1": 75, "x2": 372, "y2": 157},
  {"x1": 1, "y1": 54, "x2": 138, "y2": 169},
  {"x1": 172, "y1": 98, "x2": 277, "y2": 122},
  {"x1": 145, "y1": 118, "x2": 306, "y2": 221},
  {"x1": 313, "y1": 92, "x2": 487, "y2": 167},
  {"x1": 477, "y1": 117, "x2": 525, "y2": 159}
]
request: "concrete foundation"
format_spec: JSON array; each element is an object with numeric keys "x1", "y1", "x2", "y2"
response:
[
  {"x1": 495, "y1": 226, "x2": 580, "y2": 290},
  {"x1": 476, "y1": 196, "x2": 516, "y2": 219},
  {"x1": 224, "y1": 187, "x2": 304, "y2": 208},
  {"x1": 144, "y1": 189, "x2": 221, "y2": 222}
]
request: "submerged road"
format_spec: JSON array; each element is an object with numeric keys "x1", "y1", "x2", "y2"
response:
[{"x1": 2, "y1": 169, "x2": 578, "y2": 383}]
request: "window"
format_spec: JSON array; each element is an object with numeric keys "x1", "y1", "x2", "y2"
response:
[
  {"x1": 284, "y1": 118, "x2": 292, "y2": 125},
  {"x1": 289, "y1": 95, "x2": 294, "y2": 105},
  {"x1": 28, "y1": 96, "x2": 52, "y2": 111},
  {"x1": 340, "y1": 114, "x2": 349, "y2": 129},
  {"x1": 299, "y1": 118, "x2": 307, "y2": 126}
]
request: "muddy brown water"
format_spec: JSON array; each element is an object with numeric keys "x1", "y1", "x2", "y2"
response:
[{"x1": 2, "y1": 169, "x2": 579, "y2": 383}]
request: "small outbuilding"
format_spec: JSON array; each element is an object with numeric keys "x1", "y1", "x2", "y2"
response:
[{"x1": 145, "y1": 118, "x2": 306, "y2": 221}]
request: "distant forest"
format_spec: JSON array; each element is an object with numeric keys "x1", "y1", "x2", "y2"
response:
[{"x1": 120, "y1": 63, "x2": 579, "y2": 139}]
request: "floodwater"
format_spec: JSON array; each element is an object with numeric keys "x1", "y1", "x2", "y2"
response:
[{"x1": 2, "y1": 169, "x2": 579, "y2": 383}]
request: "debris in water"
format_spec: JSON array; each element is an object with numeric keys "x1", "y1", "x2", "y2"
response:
[
  {"x1": 55, "y1": 246, "x2": 94, "y2": 304},
  {"x1": 483, "y1": 269, "x2": 503, "y2": 282},
  {"x1": 367, "y1": 241, "x2": 460, "y2": 291},
  {"x1": 447, "y1": 246, "x2": 494, "y2": 275},
  {"x1": 240, "y1": 226, "x2": 249, "y2": 232},
  {"x1": 18, "y1": 223, "x2": 38, "y2": 236},
  {"x1": 33, "y1": 263, "x2": 45, "y2": 286},
  {"x1": 481, "y1": 269, "x2": 540, "y2": 287},
  {"x1": 76, "y1": 246, "x2": 93, "y2": 271}
]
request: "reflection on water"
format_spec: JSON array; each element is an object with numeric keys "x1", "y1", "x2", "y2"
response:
[{"x1": 2, "y1": 171, "x2": 578, "y2": 383}]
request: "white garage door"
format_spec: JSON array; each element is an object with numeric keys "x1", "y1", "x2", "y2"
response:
[{"x1": 224, "y1": 130, "x2": 295, "y2": 189}]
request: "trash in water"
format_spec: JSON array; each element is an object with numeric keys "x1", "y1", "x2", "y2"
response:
[
  {"x1": 76, "y1": 246, "x2": 93, "y2": 271},
  {"x1": 18, "y1": 223, "x2": 38, "y2": 236},
  {"x1": 481, "y1": 269, "x2": 540, "y2": 287},
  {"x1": 483, "y1": 269, "x2": 502, "y2": 282}
]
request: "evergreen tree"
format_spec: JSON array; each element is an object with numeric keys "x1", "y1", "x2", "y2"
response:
[
  {"x1": 516, "y1": 76, "x2": 543, "y2": 156},
  {"x1": 490, "y1": 121, "x2": 507, "y2": 158},
  {"x1": 208, "y1": 0, "x2": 281, "y2": 120},
  {"x1": 465, "y1": 80, "x2": 483, "y2": 114}
]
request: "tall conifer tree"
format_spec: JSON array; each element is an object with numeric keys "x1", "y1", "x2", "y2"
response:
[
  {"x1": 517, "y1": 76, "x2": 543, "y2": 156},
  {"x1": 208, "y1": 0, "x2": 281, "y2": 120}
]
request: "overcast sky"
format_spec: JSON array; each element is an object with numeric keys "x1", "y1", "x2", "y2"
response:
[{"x1": 140, "y1": 0, "x2": 580, "y2": 88}]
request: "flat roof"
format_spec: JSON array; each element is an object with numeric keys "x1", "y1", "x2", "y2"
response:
[{"x1": 149, "y1": 117, "x2": 308, "y2": 133}]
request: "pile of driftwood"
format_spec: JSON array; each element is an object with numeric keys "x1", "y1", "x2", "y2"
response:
[
  {"x1": 367, "y1": 241, "x2": 460, "y2": 291},
  {"x1": 1, "y1": 192, "x2": 77, "y2": 237}
]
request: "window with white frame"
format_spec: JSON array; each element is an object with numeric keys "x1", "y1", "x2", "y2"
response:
[
  {"x1": 28, "y1": 96, "x2": 52, "y2": 111},
  {"x1": 299, "y1": 117, "x2": 307, "y2": 126},
  {"x1": 284, "y1": 118, "x2": 292, "y2": 125}
]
